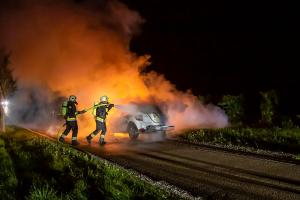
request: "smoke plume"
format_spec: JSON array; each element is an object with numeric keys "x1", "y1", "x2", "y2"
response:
[{"x1": 0, "y1": 0, "x2": 228, "y2": 137}]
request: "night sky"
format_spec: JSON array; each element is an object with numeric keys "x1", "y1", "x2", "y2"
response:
[
  {"x1": 121, "y1": 0, "x2": 300, "y2": 114},
  {"x1": 122, "y1": 2, "x2": 298, "y2": 90}
]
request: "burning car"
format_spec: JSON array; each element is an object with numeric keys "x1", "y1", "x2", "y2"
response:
[{"x1": 115, "y1": 104, "x2": 174, "y2": 140}]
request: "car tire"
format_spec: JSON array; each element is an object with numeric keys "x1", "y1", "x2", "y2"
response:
[
  {"x1": 127, "y1": 122, "x2": 139, "y2": 140},
  {"x1": 158, "y1": 131, "x2": 166, "y2": 139}
]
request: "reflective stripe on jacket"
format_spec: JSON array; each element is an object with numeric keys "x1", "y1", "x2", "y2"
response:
[
  {"x1": 96, "y1": 116, "x2": 105, "y2": 122},
  {"x1": 67, "y1": 117, "x2": 77, "y2": 121},
  {"x1": 93, "y1": 103, "x2": 113, "y2": 122}
]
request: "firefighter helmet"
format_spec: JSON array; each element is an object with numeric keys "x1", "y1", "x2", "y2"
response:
[
  {"x1": 100, "y1": 95, "x2": 108, "y2": 102},
  {"x1": 69, "y1": 95, "x2": 77, "y2": 102}
]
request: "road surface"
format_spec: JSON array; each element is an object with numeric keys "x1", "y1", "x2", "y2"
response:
[
  {"x1": 77, "y1": 136, "x2": 300, "y2": 200},
  {"x1": 34, "y1": 130, "x2": 300, "y2": 200}
]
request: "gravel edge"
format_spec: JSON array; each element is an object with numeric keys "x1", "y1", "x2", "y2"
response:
[
  {"x1": 79, "y1": 147, "x2": 203, "y2": 200},
  {"x1": 174, "y1": 137, "x2": 299, "y2": 162}
]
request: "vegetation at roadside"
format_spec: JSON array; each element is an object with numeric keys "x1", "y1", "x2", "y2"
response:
[
  {"x1": 201, "y1": 89, "x2": 299, "y2": 128},
  {"x1": 0, "y1": 127, "x2": 182, "y2": 200},
  {"x1": 180, "y1": 127, "x2": 300, "y2": 154},
  {"x1": 217, "y1": 95, "x2": 245, "y2": 126},
  {"x1": 184, "y1": 90, "x2": 300, "y2": 155},
  {"x1": 0, "y1": 137, "x2": 17, "y2": 199}
]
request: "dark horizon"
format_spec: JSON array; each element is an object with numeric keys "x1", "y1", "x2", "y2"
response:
[
  {"x1": 121, "y1": 1, "x2": 298, "y2": 92},
  {"x1": 121, "y1": 0, "x2": 300, "y2": 114}
]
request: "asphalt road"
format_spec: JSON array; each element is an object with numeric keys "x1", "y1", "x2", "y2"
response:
[
  {"x1": 74, "y1": 135, "x2": 300, "y2": 200},
  {"x1": 32, "y1": 129, "x2": 300, "y2": 200}
]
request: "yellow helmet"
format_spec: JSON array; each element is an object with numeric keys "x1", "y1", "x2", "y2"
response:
[{"x1": 100, "y1": 95, "x2": 108, "y2": 102}]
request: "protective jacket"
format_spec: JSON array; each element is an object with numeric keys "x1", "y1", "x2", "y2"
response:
[
  {"x1": 66, "y1": 101, "x2": 85, "y2": 121},
  {"x1": 94, "y1": 103, "x2": 114, "y2": 122}
]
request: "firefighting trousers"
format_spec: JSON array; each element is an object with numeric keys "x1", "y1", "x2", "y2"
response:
[
  {"x1": 62, "y1": 121, "x2": 78, "y2": 140},
  {"x1": 90, "y1": 121, "x2": 106, "y2": 137}
]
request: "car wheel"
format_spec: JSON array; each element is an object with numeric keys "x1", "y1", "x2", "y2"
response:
[
  {"x1": 127, "y1": 122, "x2": 139, "y2": 140},
  {"x1": 158, "y1": 131, "x2": 166, "y2": 139}
]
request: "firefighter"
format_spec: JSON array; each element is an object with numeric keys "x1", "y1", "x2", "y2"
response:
[
  {"x1": 86, "y1": 95, "x2": 114, "y2": 145},
  {"x1": 59, "y1": 95, "x2": 86, "y2": 146}
]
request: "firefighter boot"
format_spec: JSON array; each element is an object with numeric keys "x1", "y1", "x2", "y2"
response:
[
  {"x1": 99, "y1": 135, "x2": 106, "y2": 145},
  {"x1": 72, "y1": 140, "x2": 80, "y2": 146},
  {"x1": 86, "y1": 135, "x2": 92, "y2": 144},
  {"x1": 59, "y1": 136, "x2": 65, "y2": 143}
]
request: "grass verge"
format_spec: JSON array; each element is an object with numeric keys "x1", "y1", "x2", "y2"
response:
[
  {"x1": 179, "y1": 127, "x2": 300, "y2": 155},
  {"x1": 0, "y1": 127, "x2": 183, "y2": 200},
  {"x1": 0, "y1": 137, "x2": 17, "y2": 199}
]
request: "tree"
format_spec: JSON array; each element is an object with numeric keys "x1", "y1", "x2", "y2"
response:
[
  {"x1": 0, "y1": 52, "x2": 17, "y2": 132},
  {"x1": 259, "y1": 90, "x2": 279, "y2": 126},
  {"x1": 218, "y1": 94, "x2": 245, "y2": 126}
]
